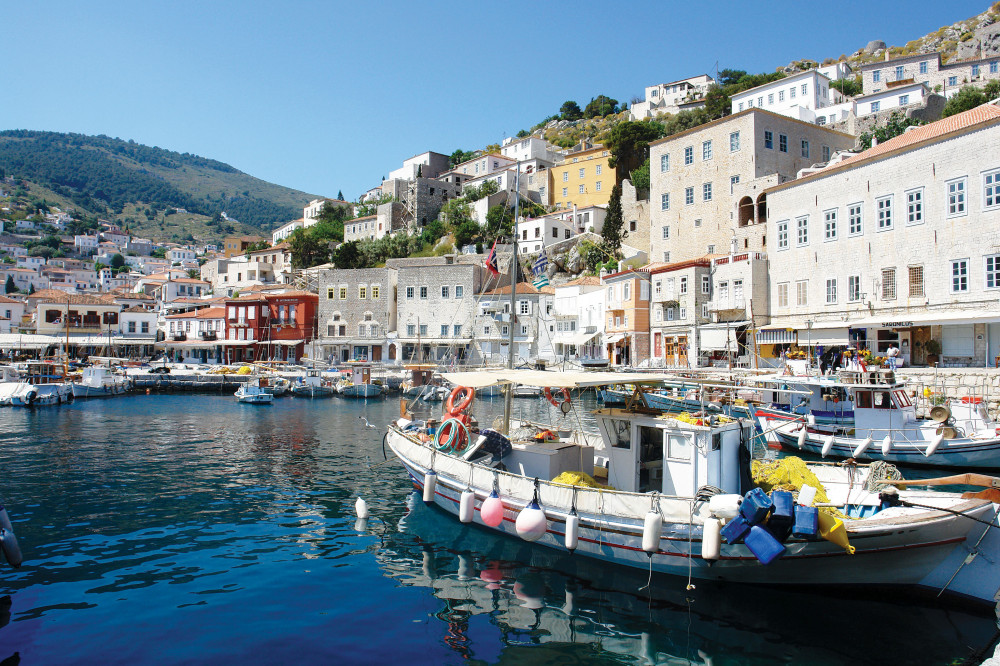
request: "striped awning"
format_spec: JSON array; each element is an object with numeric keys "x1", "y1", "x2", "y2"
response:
[{"x1": 755, "y1": 328, "x2": 797, "y2": 344}]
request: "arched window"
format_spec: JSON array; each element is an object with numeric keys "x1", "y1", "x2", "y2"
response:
[
  {"x1": 756, "y1": 193, "x2": 768, "y2": 224},
  {"x1": 737, "y1": 196, "x2": 754, "y2": 227}
]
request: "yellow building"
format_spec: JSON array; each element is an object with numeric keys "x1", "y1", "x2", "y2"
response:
[{"x1": 548, "y1": 144, "x2": 615, "y2": 209}]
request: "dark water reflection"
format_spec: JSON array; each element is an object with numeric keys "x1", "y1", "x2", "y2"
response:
[{"x1": 0, "y1": 394, "x2": 994, "y2": 665}]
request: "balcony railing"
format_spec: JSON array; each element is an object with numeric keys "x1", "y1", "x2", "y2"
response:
[{"x1": 709, "y1": 297, "x2": 747, "y2": 312}]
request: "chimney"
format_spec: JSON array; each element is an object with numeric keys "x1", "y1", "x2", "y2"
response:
[
  {"x1": 872, "y1": 135, "x2": 879, "y2": 147},
  {"x1": 884, "y1": 50, "x2": 889, "y2": 62}
]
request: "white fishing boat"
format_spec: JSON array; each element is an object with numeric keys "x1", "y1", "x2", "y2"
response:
[
  {"x1": 401, "y1": 364, "x2": 447, "y2": 401},
  {"x1": 235, "y1": 379, "x2": 273, "y2": 404},
  {"x1": 10, "y1": 361, "x2": 73, "y2": 406},
  {"x1": 71, "y1": 366, "x2": 133, "y2": 399},
  {"x1": 340, "y1": 362, "x2": 385, "y2": 399},
  {"x1": 770, "y1": 369, "x2": 1000, "y2": 469},
  {"x1": 290, "y1": 369, "x2": 336, "y2": 398},
  {"x1": 385, "y1": 368, "x2": 1000, "y2": 607}
]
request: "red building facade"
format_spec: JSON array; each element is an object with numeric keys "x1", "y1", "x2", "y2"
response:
[{"x1": 223, "y1": 291, "x2": 318, "y2": 363}]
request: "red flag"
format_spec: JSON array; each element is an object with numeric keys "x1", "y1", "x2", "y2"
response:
[{"x1": 486, "y1": 239, "x2": 499, "y2": 277}]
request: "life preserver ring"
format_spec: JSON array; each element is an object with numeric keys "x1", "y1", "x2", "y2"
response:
[
  {"x1": 445, "y1": 386, "x2": 475, "y2": 414},
  {"x1": 544, "y1": 387, "x2": 571, "y2": 408}
]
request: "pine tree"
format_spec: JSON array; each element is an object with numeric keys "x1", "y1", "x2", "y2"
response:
[
  {"x1": 601, "y1": 184, "x2": 625, "y2": 252},
  {"x1": 337, "y1": 190, "x2": 344, "y2": 201}
]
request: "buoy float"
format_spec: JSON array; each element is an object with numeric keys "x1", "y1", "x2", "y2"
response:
[
  {"x1": 480, "y1": 490, "x2": 504, "y2": 527},
  {"x1": 0, "y1": 506, "x2": 22, "y2": 568},
  {"x1": 422, "y1": 470, "x2": 437, "y2": 503},
  {"x1": 515, "y1": 500, "x2": 547, "y2": 542},
  {"x1": 807, "y1": 414, "x2": 816, "y2": 426},
  {"x1": 564, "y1": 509, "x2": 580, "y2": 552},
  {"x1": 354, "y1": 497, "x2": 369, "y2": 519},
  {"x1": 459, "y1": 489, "x2": 475, "y2": 523},
  {"x1": 925, "y1": 432, "x2": 945, "y2": 457},
  {"x1": 821, "y1": 434, "x2": 836, "y2": 458},
  {"x1": 354, "y1": 517, "x2": 368, "y2": 532},
  {"x1": 797, "y1": 427, "x2": 808, "y2": 449},
  {"x1": 642, "y1": 511, "x2": 662, "y2": 554},
  {"x1": 853, "y1": 436, "x2": 873, "y2": 459},
  {"x1": 881, "y1": 435, "x2": 892, "y2": 456},
  {"x1": 702, "y1": 518, "x2": 721, "y2": 561}
]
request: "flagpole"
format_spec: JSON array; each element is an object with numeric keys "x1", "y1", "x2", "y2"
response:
[{"x1": 502, "y1": 161, "x2": 520, "y2": 434}]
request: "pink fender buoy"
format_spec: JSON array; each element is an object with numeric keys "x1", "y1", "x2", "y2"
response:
[{"x1": 481, "y1": 490, "x2": 504, "y2": 527}]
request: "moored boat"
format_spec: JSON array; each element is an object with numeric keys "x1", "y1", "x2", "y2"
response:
[
  {"x1": 235, "y1": 379, "x2": 274, "y2": 404},
  {"x1": 290, "y1": 369, "x2": 336, "y2": 398},
  {"x1": 71, "y1": 366, "x2": 134, "y2": 399},
  {"x1": 340, "y1": 362, "x2": 385, "y2": 399}
]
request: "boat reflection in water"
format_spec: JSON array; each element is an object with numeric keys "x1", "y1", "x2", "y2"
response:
[{"x1": 374, "y1": 493, "x2": 999, "y2": 665}]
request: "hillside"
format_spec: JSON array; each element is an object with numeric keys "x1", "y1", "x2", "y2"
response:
[{"x1": 0, "y1": 130, "x2": 318, "y2": 233}]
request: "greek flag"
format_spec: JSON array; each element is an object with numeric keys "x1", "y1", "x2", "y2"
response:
[
  {"x1": 532, "y1": 250, "x2": 548, "y2": 276},
  {"x1": 532, "y1": 274, "x2": 549, "y2": 289}
]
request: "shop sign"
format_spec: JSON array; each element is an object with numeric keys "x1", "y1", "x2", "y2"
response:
[{"x1": 881, "y1": 321, "x2": 913, "y2": 328}]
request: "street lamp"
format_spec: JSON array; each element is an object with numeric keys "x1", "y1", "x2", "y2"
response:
[{"x1": 806, "y1": 320, "x2": 813, "y2": 371}]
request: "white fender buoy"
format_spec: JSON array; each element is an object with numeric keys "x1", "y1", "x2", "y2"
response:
[
  {"x1": 422, "y1": 470, "x2": 437, "y2": 503},
  {"x1": 881, "y1": 435, "x2": 892, "y2": 456},
  {"x1": 354, "y1": 517, "x2": 368, "y2": 532},
  {"x1": 0, "y1": 506, "x2": 22, "y2": 568},
  {"x1": 515, "y1": 500, "x2": 547, "y2": 542},
  {"x1": 702, "y1": 518, "x2": 721, "y2": 561},
  {"x1": 354, "y1": 497, "x2": 369, "y2": 519},
  {"x1": 821, "y1": 434, "x2": 836, "y2": 458},
  {"x1": 925, "y1": 432, "x2": 945, "y2": 457},
  {"x1": 642, "y1": 511, "x2": 662, "y2": 554},
  {"x1": 853, "y1": 436, "x2": 873, "y2": 459},
  {"x1": 565, "y1": 510, "x2": 580, "y2": 552},
  {"x1": 481, "y1": 491, "x2": 504, "y2": 527},
  {"x1": 807, "y1": 414, "x2": 816, "y2": 426},
  {"x1": 459, "y1": 489, "x2": 475, "y2": 523},
  {"x1": 797, "y1": 427, "x2": 808, "y2": 450}
]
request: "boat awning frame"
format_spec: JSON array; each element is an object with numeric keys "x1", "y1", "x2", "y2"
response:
[{"x1": 553, "y1": 331, "x2": 600, "y2": 346}]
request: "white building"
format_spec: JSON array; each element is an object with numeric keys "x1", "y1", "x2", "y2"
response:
[
  {"x1": 764, "y1": 103, "x2": 1000, "y2": 367},
  {"x1": 74, "y1": 235, "x2": 99, "y2": 254},
  {"x1": 0, "y1": 296, "x2": 25, "y2": 334},
  {"x1": 551, "y1": 276, "x2": 605, "y2": 362},
  {"x1": 474, "y1": 282, "x2": 555, "y2": 365},
  {"x1": 500, "y1": 137, "x2": 562, "y2": 170},
  {"x1": 852, "y1": 82, "x2": 931, "y2": 118},
  {"x1": 732, "y1": 70, "x2": 846, "y2": 125},
  {"x1": 272, "y1": 218, "x2": 305, "y2": 244},
  {"x1": 629, "y1": 74, "x2": 715, "y2": 121},
  {"x1": 167, "y1": 248, "x2": 196, "y2": 264},
  {"x1": 387, "y1": 151, "x2": 450, "y2": 182}
]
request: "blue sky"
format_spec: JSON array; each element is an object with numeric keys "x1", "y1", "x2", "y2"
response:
[{"x1": 3, "y1": 1, "x2": 990, "y2": 204}]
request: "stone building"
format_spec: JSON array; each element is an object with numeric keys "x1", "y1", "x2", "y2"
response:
[
  {"x1": 316, "y1": 267, "x2": 397, "y2": 364},
  {"x1": 764, "y1": 103, "x2": 1000, "y2": 367},
  {"x1": 859, "y1": 52, "x2": 1000, "y2": 98},
  {"x1": 474, "y1": 282, "x2": 555, "y2": 365},
  {"x1": 647, "y1": 257, "x2": 713, "y2": 368},
  {"x1": 648, "y1": 108, "x2": 856, "y2": 265}
]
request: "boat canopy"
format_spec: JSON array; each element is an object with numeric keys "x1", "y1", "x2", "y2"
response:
[{"x1": 441, "y1": 369, "x2": 672, "y2": 389}]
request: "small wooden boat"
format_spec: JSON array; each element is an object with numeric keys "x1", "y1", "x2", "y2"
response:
[
  {"x1": 72, "y1": 366, "x2": 133, "y2": 398},
  {"x1": 340, "y1": 362, "x2": 385, "y2": 399},
  {"x1": 290, "y1": 369, "x2": 336, "y2": 398},
  {"x1": 235, "y1": 379, "x2": 273, "y2": 404}
]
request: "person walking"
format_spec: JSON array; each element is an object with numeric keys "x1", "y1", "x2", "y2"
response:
[{"x1": 887, "y1": 343, "x2": 899, "y2": 370}]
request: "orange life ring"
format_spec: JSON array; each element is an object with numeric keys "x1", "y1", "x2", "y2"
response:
[
  {"x1": 544, "y1": 386, "x2": 571, "y2": 407},
  {"x1": 445, "y1": 386, "x2": 475, "y2": 414}
]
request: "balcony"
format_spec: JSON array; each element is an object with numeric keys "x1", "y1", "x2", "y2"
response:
[
  {"x1": 200, "y1": 331, "x2": 218, "y2": 341},
  {"x1": 708, "y1": 297, "x2": 747, "y2": 313},
  {"x1": 171, "y1": 332, "x2": 187, "y2": 341}
]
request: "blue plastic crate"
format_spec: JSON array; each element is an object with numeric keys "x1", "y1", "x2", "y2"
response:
[
  {"x1": 792, "y1": 505, "x2": 819, "y2": 539},
  {"x1": 720, "y1": 515, "x2": 750, "y2": 544},
  {"x1": 740, "y1": 488, "x2": 773, "y2": 525},
  {"x1": 745, "y1": 525, "x2": 786, "y2": 565}
]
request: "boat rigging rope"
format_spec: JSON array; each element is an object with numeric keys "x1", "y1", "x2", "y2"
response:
[
  {"x1": 863, "y1": 460, "x2": 904, "y2": 492},
  {"x1": 685, "y1": 499, "x2": 696, "y2": 591},
  {"x1": 897, "y1": 500, "x2": 1000, "y2": 529}
]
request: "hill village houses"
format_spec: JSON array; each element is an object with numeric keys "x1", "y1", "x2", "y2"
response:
[{"x1": 2, "y1": 50, "x2": 1000, "y2": 368}]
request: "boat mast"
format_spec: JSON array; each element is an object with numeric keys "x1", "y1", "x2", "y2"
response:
[{"x1": 502, "y1": 163, "x2": 520, "y2": 434}]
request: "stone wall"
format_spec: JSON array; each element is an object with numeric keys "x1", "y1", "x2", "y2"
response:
[
  {"x1": 621, "y1": 179, "x2": 650, "y2": 260},
  {"x1": 830, "y1": 95, "x2": 945, "y2": 140},
  {"x1": 897, "y1": 367, "x2": 1000, "y2": 415}
]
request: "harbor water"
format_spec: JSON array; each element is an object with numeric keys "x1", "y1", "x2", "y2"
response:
[{"x1": 0, "y1": 393, "x2": 997, "y2": 664}]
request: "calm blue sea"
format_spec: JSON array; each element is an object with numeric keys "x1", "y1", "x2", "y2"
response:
[{"x1": 0, "y1": 394, "x2": 995, "y2": 665}]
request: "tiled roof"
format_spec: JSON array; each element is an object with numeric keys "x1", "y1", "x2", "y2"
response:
[
  {"x1": 0, "y1": 295, "x2": 22, "y2": 304},
  {"x1": 483, "y1": 282, "x2": 544, "y2": 296},
  {"x1": 559, "y1": 276, "x2": 601, "y2": 287},
  {"x1": 122, "y1": 306, "x2": 152, "y2": 313},
  {"x1": 264, "y1": 290, "x2": 317, "y2": 299},
  {"x1": 36, "y1": 292, "x2": 113, "y2": 306}
]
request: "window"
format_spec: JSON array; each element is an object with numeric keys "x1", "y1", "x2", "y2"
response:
[
  {"x1": 407, "y1": 324, "x2": 416, "y2": 336},
  {"x1": 801, "y1": 140, "x2": 810, "y2": 158},
  {"x1": 453, "y1": 325, "x2": 461, "y2": 337},
  {"x1": 339, "y1": 286, "x2": 347, "y2": 300},
  {"x1": 948, "y1": 76, "x2": 958, "y2": 87},
  {"x1": 790, "y1": 86, "x2": 796, "y2": 99},
  {"x1": 739, "y1": 102, "x2": 744, "y2": 111},
  {"x1": 951, "y1": 260, "x2": 968, "y2": 292},
  {"x1": 905, "y1": 188, "x2": 923, "y2": 225},
  {"x1": 359, "y1": 285, "x2": 367, "y2": 299},
  {"x1": 679, "y1": 307, "x2": 687, "y2": 320},
  {"x1": 141, "y1": 322, "x2": 149, "y2": 334},
  {"x1": 895, "y1": 65, "x2": 904, "y2": 79},
  {"x1": 764, "y1": 131, "x2": 773, "y2": 149},
  {"x1": 455, "y1": 285, "x2": 463, "y2": 298},
  {"x1": 702, "y1": 182, "x2": 712, "y2": 201},
  {"x1": 825, "y1": 278, "x2": 837, "y2": 304},
  {"x1": 777, "y1": 282, "x2": 788, "y2": 307},
  {"x1": 702, "y1": 140, "x2": 712, "y2": 160},
  {"x1": 718, "y1": 281, "x2": 728, "y2": 303},
  {"x1": 824, "y1": 209, "x2": 837, "y2": 240},
  {"x1": 519, "y1": 300, "x2": 529, "y2": 315},
  {"x1": 562, "y1": 172, "x2": 568, "y2": 182},
  {"x1": 679, "y1": 276, "x2": 688, "y2": 294},
  {"x1": 801, "y1": 84, "x2": 807, "y2": 95},
  {"x1": 684, "y1": 146, "x2": 693, "y2": 165},
  {"x1": 372, "y1": 285, "x2": 380, "y2": 299},
  {"x1": 661, "y1": 193, "x2": 670, "y2": 211},
  {"x1": 747, "y1": 99, "x2": 753, "y2": 108},
  {"x1": 796, "y1": 280, "x2": 808, "y2": 306},
  {"x1": 501, "y1": 325, "x2": 509, "y2": 336},
  {"x1": 694, "y1": 218, "x2": 701, "y2": 227},
  {"x1": 578, "y1": 184, "x2": 585, "y2": 194},
  {"x1": 873, "y1": 70, "x2": 881, "y2": 82},
  {"x1": 420, "y1": 286, "x2": 428, "y2": 299},
  {"x1": 992, "y1": 62, "x2": 999, "y2": 74},
  {"x1": 758, "y1": 96, "x2": 763, "y2": 106},
  {"x1": 666, "y1": 307, "x2": 674, "y2": 321},
  {"x1": 871, "y1": 101, "x2": 880, "y2": 113},
  {"x1": 984, "y1": 169, "x2": 1000, "y2": 209},
  {"x1": 848, "y1": 275, "x2": 861, "y2": 302},
  {"x1": 578, "y1": 168, "x2": 585, "y2": 179},
  {"x1": 405, "y1": 286, "x2": 414, "y2": 299},
  {"x1": 662, "y1": 225, "x2": 670, "y2": 239},
  {"x1": 596, "y1": 181, "x2": 602, "y2": 191},
  {"x1": 441, "y1": 285, "x2": 449, "y2": 298},
  {"x1": 596, "y1": 165, "x2": 602, "y2": 175},
  {"x1": 777, "y1": 220, "x2": 789, "y2": 249},
  {"x1": 660, "y1": 154, "x2": 669, "y2": 172},
  {"x1": 796, "y1": 216, "x2": 809, "y2": 246},
  {"x1": 847, "y1": 203, "x2": 863, "y2": 235},
  {"x1": 908, "y1": 265, "x2": 924, "y2": 296},
  {"x1": 986, "y1": 254, "x2": 1000, "y2": 289},
  {"x1": 881, "y1": 267, "x2": 896, "y2": 300},
  {"x1": 779, "y1": 134, "x2": 787, "y2": 153},
  {"x1": 947, "y1": 177, "x2": 967, "y2": 217},
  {"x1": 730, "y1": 131, "x2": 740, "y2": 151},
  {"x1": 562, "y1": 187, "x2": 568, "y2": 197},
  {"x1": 778, "y1": 90, "x2": 784, "y2": 102},
  {"x1": 685, "y1": 187, "x2": 694, "y2": 205},
  {"x1": 919, "y1": 61, "x2": 928, "y2": 74},
  {"x1": 877, "y1": 196, "x2": 892, "y2": 230},
  {"x1": 972, "y1": 64, "x2": 980, "y2": 77},
  {"x1": 822, "y1": 145, "x2": 830, "y2": 162},
  {"x1": 899, "y1": 94, "x2": 909, "y2": 105},
  {"x1": 730, "y1": 175, "x2": 740, "y2": 193},
  {"x1": 767, "y1": 93, "x2": 774, "y2": 105},
  {"x1": 701, "y1": 275, "x2": 710, "y2": 294},
  {"x1": 440, "y1": 325, "x2": 449, "y2": 337}
]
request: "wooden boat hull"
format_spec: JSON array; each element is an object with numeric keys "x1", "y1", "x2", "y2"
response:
[{"x1": 341, "y1": 384, "x2": 384, "y2": 399}]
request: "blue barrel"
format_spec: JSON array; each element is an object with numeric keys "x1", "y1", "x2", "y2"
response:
[{"x1": 740, "y1": 488, "x2": 773, "y2": 525}]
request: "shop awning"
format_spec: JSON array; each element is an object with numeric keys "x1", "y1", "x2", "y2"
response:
[
  {"x1": 778, "y1": 310, "x2": 1000, "y2": 331},
  {"x1": 553, "y1": 331, "x2": 599, "y2": 346},
  {"x1": 441, "y1": 368, "x2": 675, "y2": 389},
  {"x1": 699, "y1": 326, "x2": 738, "y2": 351},
  {"x1": 800, "y1": 327, "x2": 850, "y2": 346},
  {"x1": 755, "y1": 328, "x2": 796, "y2": 344},
  {"x1": 0, "y1": 334, "x2": 59, "y2": 350},
  {"x1": 260, "y1": 339, "x2": 304, "y2": 347},
  {"x1": 605, "y1": 333, "x2": 625, "y2": 344}
]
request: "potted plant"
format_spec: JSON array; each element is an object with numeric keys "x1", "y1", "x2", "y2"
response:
[{"x1": 924, "y1": 339, "x2": 941, "y2": 366}]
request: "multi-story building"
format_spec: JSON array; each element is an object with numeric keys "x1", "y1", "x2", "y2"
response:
[
  {"x1": 500, "y1": 136, "x2": 562, "y2": 169},
  {"x1": 731, "y1": 67, "x2": 852, "y2": 125},
  {"x1": 162, "y1": 306, "x2": 225, "y2": 364},
  {"x1": 648, "y1": 258, "x2": 713, "y2": 367},
  {"x1": 601, "y1": 267, "x2": 651, "y2": 366},
  {"x1": 272, "y1": 218, "x2": 306, "y2": 244},
  {"x1": 629, "y1": 74, "x2": 715, "y2": 121},
  {"x1": 223, "y1": 235, "x2": 267, "y2": 258},
  {"x1": 74, "y1": 235, "x2": 99, "y2": 255},
  {"x1": 0, "y1": 295, "x2": 26, "y2": 334},
  {"x1": 551, "y1": 276, "x2": 605, "y2": 363},
  {"x1": 474, "y1": 282, "x2": 555, "y2": 365},
  {"x1": 34, "y1": 292, "x2": 120, "y2": 337},
  {"x1": 702, "y1": 250, "x2": 769, "y2": 367},
  {"x1": 387, "y1": 151, "x2": 451, "y2": 181},
  {"x1": 648, "y1": 108, "x2": 856, "y2": 264},
  {"x1": 316, "y1": 267, "x2": 397, "y2": 364},
  {"x1": 850, "y1": 82, "x2": 932, "y2": 120},
  {"x1": 549, "y1": 144, "x2": 615, "y2": 209},
  {"x1": 167, "y1": 248, "x2": 196, "y2": 264},
  {"x1": 763, "y1": 103, "x2": 1000, "y2": 367},
  {"x1": 343, "y1": 215, "x2": 379, "y2": 242},
  {"x1": 859, "y1": 52, "x2": 1000, "y2": 98}
]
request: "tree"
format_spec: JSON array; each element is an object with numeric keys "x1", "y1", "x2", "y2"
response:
[
  {"x1": 4, "y1": 276, "x2": 15, "y2": 294},
  {"x1": 942, "y1": 85, "x2": 988, "y2": 118},
  {"x1": 629, "y1": 158, "x2": 650, "y2": 192},
  {"x1": 110, "y1": 253, "x2": 125, "y2": 270},
  {"x1": 454, "y1": 220, "x2": 481, "y2": 249},
  {"x1": 703, "y1": 85, "x2": 731, "y2": 118},
  {"x1": 337, "y1": 190, "x2": 344, "y2": 201},
  {"x1": 186, "y1": 269, "x2": 200, "y2": 279},
  {"x1": 288, "y1": 228, "x2": 332, "y2": 268},
  {"x1": 484, "y1": 204, "x2": 513, "y2": 240},
  {"x1": 604, "y1": 121, "x2": 666, "y2": 184},
  {"x1": 830, "y1": 76, "x2": 863, "y2": 98},
  {"x1": 984, "y1": 79, "x2": 1000, "y2": 99},
  {"x1": 516, "y1": 129, "x2": 529, "y2": 138},
  {"x1": 601, "y1": 184, "x2": 625, "y2": 251},
  {"x1": 332, "y1": 240, "x2": 364, "y2": 269},
  {"x1": 858, "y1": 112, "x2": 925, "y2": 150},
  {"x1": 717, "y1": 69, "x2": 748, "y2": 86},
  {"x1": 584, "y1": 95, "x2": 619, "y2": 119},
  {"x1": 559, "y1": 101, "x2": 583, "y2": 121},
  {"x1": 449, "y1": 149, "x2": 476, "y2": 167}
]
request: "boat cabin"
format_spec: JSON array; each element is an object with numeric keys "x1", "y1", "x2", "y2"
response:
[{"x1": 405, "y1": 364, "x2": 437, "y2": 388}]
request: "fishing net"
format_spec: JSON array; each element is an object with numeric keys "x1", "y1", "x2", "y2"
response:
[
  {"x1": 551, "y1": 471, "x2": 614, "y2": 490},
  {"x1": 751, "y1": 456, "x2": 831, "y2": 504}
]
